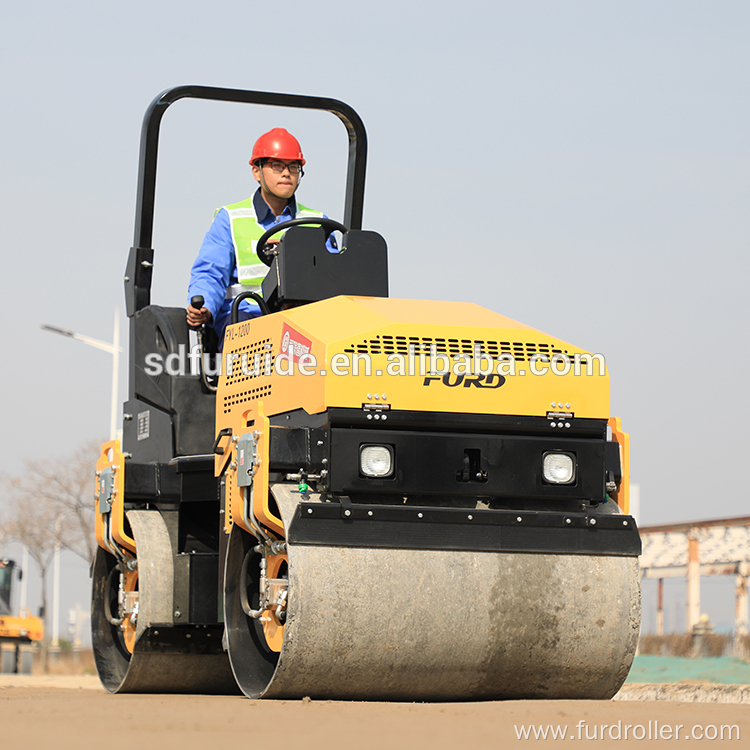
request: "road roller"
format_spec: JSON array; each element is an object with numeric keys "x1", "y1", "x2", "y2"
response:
[
  {"x1": 92, "y1": 86, "x2": 641, "y2": 699},
  {"x1": 1, "y1": 559, "x2": 43, "y2": 674}
]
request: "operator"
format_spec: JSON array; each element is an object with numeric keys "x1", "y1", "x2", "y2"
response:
[{"x1": 186, "y1": 128, "x2": 334, "y2": 340}]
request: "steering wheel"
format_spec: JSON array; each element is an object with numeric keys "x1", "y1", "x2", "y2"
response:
[{"x1": 255, "y1": 217, "x2": 348, "y2": 266}]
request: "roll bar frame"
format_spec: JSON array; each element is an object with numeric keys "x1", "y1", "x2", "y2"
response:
[{"x1": 125, "y1": 85, "x2": 368, "y2": 316}]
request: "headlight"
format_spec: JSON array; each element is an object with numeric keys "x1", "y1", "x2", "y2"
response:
[
  {"x1": 542, "y1": 452, "x2": 576, "y2": 484},
  {"x1": 360, "y1": 444, "x2": 394, "y2": 477}
]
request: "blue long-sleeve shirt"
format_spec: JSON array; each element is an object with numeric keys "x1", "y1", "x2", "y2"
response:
[{"x1": 188, "y1": 188, "x2": 334, "y2": 340}]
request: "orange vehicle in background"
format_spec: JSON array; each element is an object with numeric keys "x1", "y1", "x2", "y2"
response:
[{"x1": 0, "y1": 558, "x2": 43, "y2": 674}]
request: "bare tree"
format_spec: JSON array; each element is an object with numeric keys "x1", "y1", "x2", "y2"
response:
[
  {"x1": 3, "y1": 439, "x2": 102, "y2": 564},
  {"x1": 1, "y1": 439, "x2": 103, "y2": 670}
]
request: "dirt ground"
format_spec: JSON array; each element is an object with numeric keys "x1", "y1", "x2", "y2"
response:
[{"x1": 1, "y1": 676, "x2": 748, "y2": 749}]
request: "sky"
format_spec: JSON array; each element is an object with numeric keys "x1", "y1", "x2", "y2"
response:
[{"x1": 1, "y1": 1, "x2": 748, "y2": 641}]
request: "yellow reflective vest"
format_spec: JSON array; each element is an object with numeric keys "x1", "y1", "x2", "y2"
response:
[{"x1": 221, "y1": 197, "x2": 325, "y2": 292}]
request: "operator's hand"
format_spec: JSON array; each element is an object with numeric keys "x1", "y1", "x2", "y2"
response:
[
  {"x1": 187, "y1": 305, "x2": 212, "y2": 327},
  {"x1": 259, "y1": 237, "x2": 281, "y2": 257}
]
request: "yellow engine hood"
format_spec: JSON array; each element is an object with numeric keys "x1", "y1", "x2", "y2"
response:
[{"x1": 219, "y1": 296, "x2": 610, "y2": 422}]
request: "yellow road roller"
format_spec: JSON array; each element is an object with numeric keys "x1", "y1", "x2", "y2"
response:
[
  {"x1": 0, "y1": 559, "x2": 43, "y2": 674},
  {"x1": 92, "y1": 86, "x2": 641, "y2": 699}
]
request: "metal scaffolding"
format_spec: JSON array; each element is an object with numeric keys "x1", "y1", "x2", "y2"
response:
[{"x1": 639, "y1": 517, "x2": 750, "y2": 639}]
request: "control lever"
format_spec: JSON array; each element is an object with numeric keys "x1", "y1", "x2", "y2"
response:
[
  {"x1": 188, "y1": 295, "x2": 217, "y2": 393},
  {"x1": 189, "y1": 295, "x2": 205, "y2": 329}
]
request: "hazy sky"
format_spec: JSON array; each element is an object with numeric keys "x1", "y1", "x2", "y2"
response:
[{"x1": 1, "y1": 1, "x2": 748, "y2": 638}]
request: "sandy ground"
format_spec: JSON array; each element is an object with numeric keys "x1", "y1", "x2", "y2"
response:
[{"x1": 1, "y1": 676, "x2": 748, "y2": 749}]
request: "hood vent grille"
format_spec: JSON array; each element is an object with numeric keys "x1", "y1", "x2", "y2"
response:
[{"x1": 343, "y1": 335, "x2": 568, "y2": 362}]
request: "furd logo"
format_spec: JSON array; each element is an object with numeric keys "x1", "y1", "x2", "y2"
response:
[
  {"x1": 422, "y1": 373, "x2": 506, "y2": 389},
  {"x1": 280, "y1": 323, "x2": 312, "y2": 363}
]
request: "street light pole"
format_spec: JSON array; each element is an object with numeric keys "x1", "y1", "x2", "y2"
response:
[
  {"x1": 41, "y1": 309, "x2": 123, "y2": 440},
  {"x1": 50, "y1": 512, "x2": 74, "y2": 652},
  {"x1": 41, "y1": 310, "x2": 123, "y2": 656},
  {"x1": 110, "y1": 308, "x2": 120, "y2": 441},
  {"x1": 19, "y1": 546, "x2": 28, "y2": 615}
]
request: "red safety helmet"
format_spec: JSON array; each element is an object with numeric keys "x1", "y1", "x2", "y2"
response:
[{"x1": 250, "y1": 128, "x2": 306, "y2": 166}]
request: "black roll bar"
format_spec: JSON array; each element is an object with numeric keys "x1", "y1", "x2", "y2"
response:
[{"x1": 125, "y1": 85, "x2": 368, "y2": 316}]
